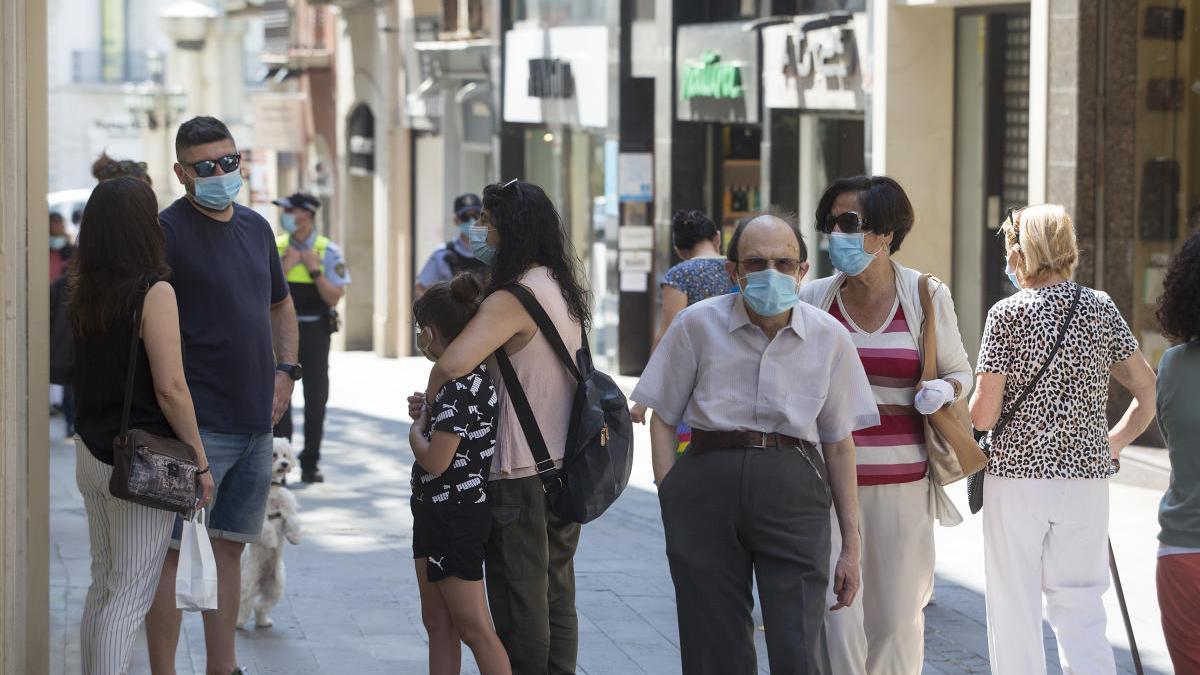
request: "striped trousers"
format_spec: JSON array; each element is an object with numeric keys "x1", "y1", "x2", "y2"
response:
[{"x1": 75, "y1": 439, "x2": 175, "y2": 675}]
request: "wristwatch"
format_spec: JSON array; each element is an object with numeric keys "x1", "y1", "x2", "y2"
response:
[
  {"x1": 308, "y1": 267, "x2": 322, "y2": 279},
  {"x1": 276, "y1": 362, "x2": 303, "y2": 381}
]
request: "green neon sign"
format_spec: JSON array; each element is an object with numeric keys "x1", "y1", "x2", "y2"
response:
[{"x1": 681, "y1": 51, "x2": 744, "y2": 100}]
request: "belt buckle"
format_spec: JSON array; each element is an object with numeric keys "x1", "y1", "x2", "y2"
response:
[{"x1": 748, "y1": 431, "x2": 767, "y2": 449}]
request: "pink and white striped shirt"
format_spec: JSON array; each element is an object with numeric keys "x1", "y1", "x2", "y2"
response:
[{"x1": 828, "y1": 294, "x2": 928, "y2": 486}]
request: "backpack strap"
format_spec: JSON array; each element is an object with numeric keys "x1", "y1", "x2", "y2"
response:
[
  {"x1": 498, "y1": 283, "x2": 584, "y2": 383},
  {"x1": 490, "y1": 283, "x2": 588, "y2": 496},
  {"x1": 493, "y1": 348, "x2": 562, "y2": 495}
]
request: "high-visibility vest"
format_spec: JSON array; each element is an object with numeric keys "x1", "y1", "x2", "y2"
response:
[{"x1": 276, "y1": 233, "x2": 331, "y2": 285}]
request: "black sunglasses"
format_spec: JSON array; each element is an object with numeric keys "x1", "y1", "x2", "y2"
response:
[
  {"x1": 824, "y1": 211, "x2": 865, "y2": 233},
  {"x1": 181, "y1": 153, "x2": 241, "y2": 178}
]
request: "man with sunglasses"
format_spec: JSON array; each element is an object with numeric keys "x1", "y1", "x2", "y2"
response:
[
  {"x1": 632, "y1": 214, "x2": 878, "y2": 674},
  {"x1": 146, "y1": 116, "x2": 299, "y2": 675},
  {"x1": 414, "y1": 193, "x2": 487, "y2": 299},
  {"x1": 272, "y1": 191, "x2": 350, "y2": 483}
]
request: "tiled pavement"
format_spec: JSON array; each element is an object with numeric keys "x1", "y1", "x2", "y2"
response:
[{"x1": 50, "y1": 352, "x2": 1172, "y2": 674}]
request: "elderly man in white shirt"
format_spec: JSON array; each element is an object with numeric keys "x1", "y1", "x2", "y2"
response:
[{"x1": 632, "y1": 214, "x2": 880, "y2": 675}]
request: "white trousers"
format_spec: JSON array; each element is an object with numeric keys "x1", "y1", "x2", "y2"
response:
[
  {"x1": 75, "y1": 439, "x2": 175, "y2": 675},
  {"x1": 826, "y1": 479, "x2": 935, "y2": 675},
  {"x1": 983, "y1": 475, "x2": 1114, "y2": 675}
]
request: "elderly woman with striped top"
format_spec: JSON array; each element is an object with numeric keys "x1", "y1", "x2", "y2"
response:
[{"x1": 799, "y1": 176, "x2": 972, "y2": 675}]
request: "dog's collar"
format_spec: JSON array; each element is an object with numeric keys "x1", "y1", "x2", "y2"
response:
[
  {"x1": 271, "y1": 479, "x2": 286, "y2": 487},
  {"x1": 267, "y1": 512, "x2": 283, "y2": 520}
]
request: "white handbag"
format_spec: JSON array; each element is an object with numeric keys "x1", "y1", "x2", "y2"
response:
[{"x1": 176, "y1": 508, "x2": 219, "y2": 611}]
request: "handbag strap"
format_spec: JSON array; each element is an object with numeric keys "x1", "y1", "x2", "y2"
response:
[
  {"x1": 119, "y1": 307, "x2": 142, "y2": 441},
  {"x1": 990, "y1": 283, "x2": 1084, "y2": 442},
  {"x1": 918, "y1": 274, "x2": 940, "y2": 382}
]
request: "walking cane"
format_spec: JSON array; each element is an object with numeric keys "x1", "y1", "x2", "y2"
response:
[{"x1": 1109, "y1": 539, "x2": 1144, "y2": 675}]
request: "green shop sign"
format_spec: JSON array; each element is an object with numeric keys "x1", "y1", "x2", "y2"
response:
[{"x1": 680, "y1": 52, "x2": 744, "y2": 100}]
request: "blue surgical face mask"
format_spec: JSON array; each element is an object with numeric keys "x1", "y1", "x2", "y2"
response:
[
  {"x1": 828, "y1": 232, "x2": 883, "y2": 276},
  {"x1": 458, "y1": 217, "x2": 477, "y2": 240},
  {"x1": 49, "y1": 236, "x2": 67, "y2": 251},
  {"x1": 468, "y1": 224, "x2": 497, "y2": 265},
  {"x1": 739, "y1": 269, "x2": 801, "y2": 317},
  {"x1": 1005, "y1": 262, "x2": 1021, "y2": 290},
  {"x1": 191, "y1": 172, "x2": 242, "y2": 210},
  {"x1": 280, "y1": 212, "x2": 298, "y2": 234}
]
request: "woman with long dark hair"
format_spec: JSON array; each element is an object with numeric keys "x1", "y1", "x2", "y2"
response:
[
  {"x1": 1154, "y1": 229, "x2": 1200, "y2": 672},
  {"x1": 422, "y1": 179, "x2": 589, "y2": 673},
  {"x1": 69, "y1": 176, "x2": 213, "y2": 674}
]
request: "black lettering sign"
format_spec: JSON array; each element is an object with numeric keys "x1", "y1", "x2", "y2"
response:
[{"x1": 527, "y1": 58, "x2": 575, "y2": 99}]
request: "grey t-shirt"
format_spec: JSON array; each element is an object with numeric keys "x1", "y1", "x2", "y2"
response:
[{"x1": 1158, "y1": 342, "x2": 1200, "y2": 549}]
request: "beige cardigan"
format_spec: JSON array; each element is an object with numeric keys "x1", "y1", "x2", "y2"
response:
[
  {"x1": 797, "y1": 260, "x2": 974, "y2": 402},
  {"x1": 798, "y1": 260, "x2": 974, "y2": 526}
]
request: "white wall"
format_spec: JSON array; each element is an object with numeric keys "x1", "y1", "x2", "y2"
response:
[{"x1": 871, "y1": 2, "x2": 957, "y2": 284}]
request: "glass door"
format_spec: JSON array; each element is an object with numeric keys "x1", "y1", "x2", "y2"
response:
[{"x1": 799, "y1": 115, "x2": 865, "y2": 278}]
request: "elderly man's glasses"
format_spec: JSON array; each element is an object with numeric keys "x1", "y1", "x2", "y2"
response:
[
  {"x1": 738, "y1": 258, "x2": 803, "y2": 275},
  {"x1": 181, "y1": 153, "x2": 241, "y2": 178}
]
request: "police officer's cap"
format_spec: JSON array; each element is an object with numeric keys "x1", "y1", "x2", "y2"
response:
[
  {"x1": 273, "y1": 192, "x2": 321, "y2": 214},
  {"x1": 454, "y1": 193, "x2": 482, "y2": 218}
]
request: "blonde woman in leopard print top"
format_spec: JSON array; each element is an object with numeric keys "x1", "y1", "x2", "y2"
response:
[{"x1": 968, "y1": 204, "x2": 1157, "y2": 675}]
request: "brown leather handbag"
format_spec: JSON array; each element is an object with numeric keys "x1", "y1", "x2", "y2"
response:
[
  {"x1": 109, "y1": 307, "x2": 199, "y2": 515},
  {"x1": 917, "y1": 275, "x2": 987, "y2": 485}
]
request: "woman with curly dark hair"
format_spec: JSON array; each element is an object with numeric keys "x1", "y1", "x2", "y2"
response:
[
  {"x1": 1154, "y1": 229, "x2": 1200, "y2": 672},
  {"x1": 422, "y1": 179, "x2": 589, "y2": 673}
]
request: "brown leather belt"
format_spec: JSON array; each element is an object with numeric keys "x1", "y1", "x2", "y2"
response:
[{"x1": 689, "y1": 430, "x2": 814, "y2": 453}]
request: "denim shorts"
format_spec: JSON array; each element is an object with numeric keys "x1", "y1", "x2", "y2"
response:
[{"x1": 171, "y1": 431, "x2": 273, "y2": 545}]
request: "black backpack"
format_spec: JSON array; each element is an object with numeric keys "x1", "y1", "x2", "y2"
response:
[
  {"x1": 493, "y1": 284, "x2": 634, "y2": 524},
  {"x1": 443, "y1": 241, "x2": 489, "y2": 277}
]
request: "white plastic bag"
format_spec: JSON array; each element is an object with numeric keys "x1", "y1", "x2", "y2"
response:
[{"x1": 176, "y1": 509, "x2": 219, "y2": 611}]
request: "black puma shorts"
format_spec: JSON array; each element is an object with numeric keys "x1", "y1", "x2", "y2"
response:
[{"x1": 411, "y1": 500, "x2": 491, "y2": 582}]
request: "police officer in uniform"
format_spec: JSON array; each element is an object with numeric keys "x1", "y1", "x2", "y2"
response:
[
  {"x1": 414, "y1": 193, "x2": 487, "y2": 299},
  {"x1": 272, "y1": 192, "x2": 350, "y2": 483}
]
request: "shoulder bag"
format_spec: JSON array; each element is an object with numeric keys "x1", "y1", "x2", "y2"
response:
[
  {"x1": 918, "y1": 274, "x2": 987, "y2": 485},
  {"x1": 493, "y1": 284, "x2": 634, "y2": 524},
  {"x1": 967, "y1": 283, "x2": 1083, "y2": 513},
  {"x1": 109, "y1": 306, "x2": 200, "y2": 515}
]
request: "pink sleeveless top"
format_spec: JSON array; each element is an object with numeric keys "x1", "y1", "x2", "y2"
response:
[{"x1": 488, "y1": 266, "x2": 583, "y2": 480}]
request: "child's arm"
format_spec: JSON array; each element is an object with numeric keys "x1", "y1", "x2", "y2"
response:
[{"x1": 408, "y1": 403, "x2": 463, "y2": 475}]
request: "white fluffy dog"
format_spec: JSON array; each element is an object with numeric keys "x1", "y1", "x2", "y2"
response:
[{"x1": 238, "y1": 438, "x2": 302, "y2": 629}]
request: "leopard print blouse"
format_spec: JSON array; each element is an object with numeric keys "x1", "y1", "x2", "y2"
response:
[{"x1": 976, "y1": 281, "x2": 1139, "y2": 479}]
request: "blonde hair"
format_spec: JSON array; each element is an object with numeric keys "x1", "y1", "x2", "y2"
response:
[{"x1": 1001, "y1": 203, "x2": 1077, "y2": 284}]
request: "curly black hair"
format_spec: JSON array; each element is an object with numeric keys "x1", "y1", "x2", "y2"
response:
[
  {"x1": 1157, "y1": 229, "x2": 1200, "y2": 343},
  {"x1": 481, "y1": 180, "x2": 591, "y2": 330}
]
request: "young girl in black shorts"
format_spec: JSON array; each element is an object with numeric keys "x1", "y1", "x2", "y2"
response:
[{"x1": 407, "y1": 273, "x2": 510, "y2": 674}]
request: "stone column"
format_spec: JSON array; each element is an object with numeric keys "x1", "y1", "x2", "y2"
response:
[{"x1": 0, "y1": 0, "x2": 50, "y2": 671}]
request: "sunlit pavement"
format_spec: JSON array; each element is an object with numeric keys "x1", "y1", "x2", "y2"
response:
[{"x1": 50, "y1": 352, "x2": 1172, "y2": 674}]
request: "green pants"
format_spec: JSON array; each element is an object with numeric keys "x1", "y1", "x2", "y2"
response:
[{"x1": 486, "y1": 475, "x2": 582, "y2": 675}]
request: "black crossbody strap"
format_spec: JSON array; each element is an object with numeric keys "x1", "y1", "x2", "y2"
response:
[
  {"x1": 493, "y1": 348, "x2": 560, "y2": 491},
  {"x1": 991, "y1": 284, "x2": 1083, "y2": 442},
  {"x1": 499, "y1": 284, "x2": 584, "y2": 383},
  {"x1": 119, "y1": 307, "x2": 141, "y2": 441}
]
